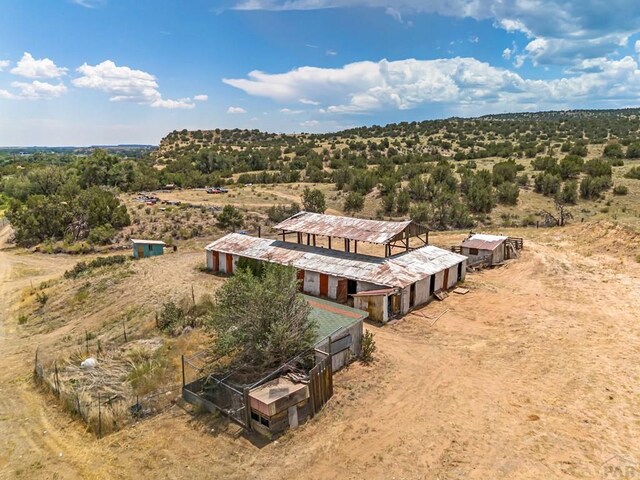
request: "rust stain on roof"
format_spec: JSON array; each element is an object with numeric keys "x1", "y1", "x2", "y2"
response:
[
  {"x1": 273, "y1": 211, "x2": 426, "y2": 244},
  {"x1": 206, "y1": 233, "x2": 466, "y2": 288}
]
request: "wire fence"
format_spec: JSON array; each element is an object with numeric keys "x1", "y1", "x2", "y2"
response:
[{"x1": 33, "y1": 328, "x2": 178, "y2": 438}]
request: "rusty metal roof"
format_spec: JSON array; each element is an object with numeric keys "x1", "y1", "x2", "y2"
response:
[
  {"x1": 273, "y1": 212, "x2": 425, "y2": 244},
  {"x1": 460, "y1": 233, "x2": 508, "y2": 251},
  {"x1": 206, "y1": 233, "x2": 466, "y2": 288}
]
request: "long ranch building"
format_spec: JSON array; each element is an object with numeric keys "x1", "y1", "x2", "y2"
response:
[{"x1": 205, "y1": 231, "x2": 467, "y2": 323}]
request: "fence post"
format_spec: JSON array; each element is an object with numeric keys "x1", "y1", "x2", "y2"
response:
[
  {"x1": 34, "y1": 346, "x2": 39, "y2": 377},
  {"x1": 181, "y1": 355, "x2": 186, "y2": 388},
  {"x1": 122, "y1": 318, "x2": 128, "y2": 343},
  {"x1": 243, "y1": 387, "x2": 252, "y2": 431},
  {"x1": 258, "y1": 226, "x2": 261, "y2": 238}
]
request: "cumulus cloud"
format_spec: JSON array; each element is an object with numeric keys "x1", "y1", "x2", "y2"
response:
[
  {"x1": 225, "y1": 56, "x2": 640, "y2": 115},
  {"x1": 72, "y1": 60, "x2": 195, "y2": 109},
  {"x1": 0, "y1": 60, "x2": 10, "y2": 72},
  {"x1": 10, "y1": 80, "x2": 68, "y2": 99},
  {"x1": 502, "y1": 48, "x2": 512, "y2": 60},
  {"x1": 194, "y1": 94, "x2": 208, "y2": 101},
  {"x1": 231, "y1": 1, "x2": 640, "y2": 66},
  {"x1": 227, "y1": 106, "x2": 247, "y2": 113},
  {"x1": 635, "y1": 40, "x2": 640, "y2": 54},
  {"x1": 11, "y1": 52, "x2": 67, "y2": 79}
]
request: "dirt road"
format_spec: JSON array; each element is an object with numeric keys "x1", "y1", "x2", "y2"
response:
[{"x1": 1, "y1": 224, "x2": 640, "y2": 479}]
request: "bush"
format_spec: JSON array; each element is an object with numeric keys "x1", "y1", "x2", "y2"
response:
[
  {"x1": 559, "y1": 180, "x2": 578, "y2": 204},
  {"x1": 534, "y1": 173, "x2": 561, "y2": 196},
  {"x1": 217, "y1": 205, "x2": 244, "y2": 230},
  {"x1": 36, "y1": 292, "x2": 49, "y2": 306},
  {"x1": 360, "y1": 331, "x2": 377, "y2": 364},
  {"x1": 583, "y1": 158, "x2": 612, "y2": 177},
  {"x1": 64, "y1": 255, "x2": 128, "y2": 279},
  {"x1": 613, "y1": 185, "x2": 628, "y2": 196},
  {"x1": 266, "y1": 203, "x2": 300, "y2": 223},
  {"x1": 87, "y1": 224, "x2": 116, "y2": 245},
  {"x1": 624, "y1": 166, "x2": 640, "y2": 180},
  {"x1": 496, "y1": 182, "x2": 519, "y2": 205},
  {"x1": 343, "y1": 192, "x2": 365, "y2": 213},
  {"x1": 580, "y1": 175, "x2": 612, "y2": 199}
]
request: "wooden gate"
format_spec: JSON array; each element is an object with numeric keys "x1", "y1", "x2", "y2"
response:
[
  {"x1": 225, "y1": 254, "x2": 233, "y2": 274},
  {"x1": 309, "y1": 355, "x2": 333, "y2": 416},
  {"x1": 212, "y1": 251, "x2": 219, "y2": 272},
  {"x1": 443, "y1": 268, "x2": 449, "y2": 289}
]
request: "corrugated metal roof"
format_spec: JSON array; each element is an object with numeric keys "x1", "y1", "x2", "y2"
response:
[
  {"x1": 206, "y1": 233, "x2": 466, "y2": 288},
  {"x1": 304, "y1": 295, "x2": 367, "y2": 342},
  {"x1": 131, "y1": 239, "x2": 166, "y2": 246},
  {"x1": 460, "y1": 233, "x2": 508, "y2": 251},
  {"x1": 273, "y1": 211, "x2": 423, "y2": 244}
]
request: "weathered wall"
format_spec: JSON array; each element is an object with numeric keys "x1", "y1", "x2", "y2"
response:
[{"x1": 415, "y1": 277, "x2": 430, "y2": 305}]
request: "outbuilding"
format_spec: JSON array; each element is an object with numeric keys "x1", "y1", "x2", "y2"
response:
[
  {"x1": 455, "y1": 233, "x2": 523, "y2": 267},
  {"x1": 205, "y1": 233, "x2": 467, "y2": 323},
  {"x1": 131, "y1": 239, "x2": 166, "y2": 258}
]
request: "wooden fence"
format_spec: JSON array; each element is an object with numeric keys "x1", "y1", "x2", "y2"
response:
[{"x1": 308, "y1": 354, "x2": 333, "y2": 417}]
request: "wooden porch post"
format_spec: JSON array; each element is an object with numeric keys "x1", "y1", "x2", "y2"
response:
[{"x1": 328, "y1": 236, "x2": 332, "y2": 249}]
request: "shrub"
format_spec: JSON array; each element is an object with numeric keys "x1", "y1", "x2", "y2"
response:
[
  {"x1": 613, "y1": 185, "x2": 628, "y2": 196},
  {"x1": 534, "y1": 173, "x2": 561, "y2": 196},
  {"x1": 36, "y1": 292, "x2": 49, "y2": 306},
  {"x1": 64, "y1": 255, "x2": 128, "y2": 279},
  {"x1": 496, "y1": 182, "x2": 519, "y2": 205},
  {"x1": 580, "y1": 175, "x2": 612, "y2": 199},
  {"x1": 87, "y1": 224, "x2": 116, "y2": 245},
  {"x1": 558, "y1": 180, "x2": 578, "y2": 204},
  {"x1": 624, "y1": 166, "x2": 640, "y2": 180},
  {"x1": 360, "y1": 331, "x2": 377, "y2": 364},
  {"x1": 343, "y1": 192, "x2": 365, "y2": 213}
]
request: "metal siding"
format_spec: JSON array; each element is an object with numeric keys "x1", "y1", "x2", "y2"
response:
[
  {"x1": 401, "y1": 287, "x2": 410, "y2": 314},
  {"x1": 205, "y1": 234, "x2": 465, "y2": 289},
  {"x1": 415, "y1": 277, "x2": 430, "y2": 305},
  {"x1": 206, "y1": 251, "x2": 213, "y2": 270},
  {"x1": 305, "y1": 271, "x2": 320, "y2": 296},
  {"x1": 435, "y1": 271, "x2": 444, "y2": 292},
  {"x1": 447, "y1": 266, "x2": 457, "y2": 289},
  {"x1": 328, "y1": 275, "x2": 339, "y2": 299}
]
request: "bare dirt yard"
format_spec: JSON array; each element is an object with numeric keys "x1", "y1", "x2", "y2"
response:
[{"x1": 2, "y1": 222, "x2": 640, "y2": 479}]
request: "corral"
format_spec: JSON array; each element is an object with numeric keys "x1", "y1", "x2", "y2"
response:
[
  {"x1": 205, "y1": 232, "x2": 467, "y2": 322},
  {"x1": 181, "y1": 296, "x2": 367, "y2": 438}
]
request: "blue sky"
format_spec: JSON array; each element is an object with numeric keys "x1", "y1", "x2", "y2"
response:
[{"x1": 2, "y1": 0, "x2": 640, "y2": 145}]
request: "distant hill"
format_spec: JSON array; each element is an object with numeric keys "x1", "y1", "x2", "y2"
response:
[{"x1": 156, "y1": 107, "x2": 640, "y2": 162}]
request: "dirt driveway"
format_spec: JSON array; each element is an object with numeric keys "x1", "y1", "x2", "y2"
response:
[{"x1": 1, "y1": 224, "x2": 640, "y2": 479}]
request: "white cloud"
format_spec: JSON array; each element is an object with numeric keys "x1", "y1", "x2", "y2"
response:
[
  {"x1": 0, "y1": 60, "x2": 10, "y2": 72},
  {"x1": 0, "y1": 89, "x2": 17, "y2": 100},
  {"x1": 513, "y1": 55, "x2": 525, "y2": 69},
  {"x1": 10, "y1": 81, "x2": 67, "y2": 99},
  {"x1": 468, "y1": 35, "x2": 479, "y2": 44},
  {"x1": 385, "y1": 7, "x2": 403, "y2": 23},
  {"x1": 635, "y1": 40, "x2": 640, "y2": 54},
  {"x1": 194, "y1": 94, "x2": 209, "y2": 101},
  {"x1": 326, "y1": 50, "x2": 338, "y2": 56},
  {"x1": 231, "y1": 1, "x2": 640, "y2": 66},
  {"x1": 280, "y1": 108, "x2": 303, "y2": 114},
  {"x1": 299, "y1": 98, "x2": 320, "y2": 105},
  {"x1": 225, "y1": 55, "x2": 640, "y2": 115},
  {"x1": 72, "y1": 60, "x2": 195, "y2": 109},
  {"x1": 227, "y1": 106, "x2": 247, "y2": 113},
  {"x1": 502, "y1": 48, "x2": 512, "y2": 60},
  {"x1": 300, "y1": 120, "x2": 319, "y2": 127},
  {"x1": 11, "y1": 52, "x2": 67, "y2": 79},
  {"x1": 72, "y1": 0, "x2": 106, "y2": 8}
]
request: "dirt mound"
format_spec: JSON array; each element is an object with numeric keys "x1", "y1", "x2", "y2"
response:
[{"x1": 566, "y1": 220, "x2": 640, "y2": 257}]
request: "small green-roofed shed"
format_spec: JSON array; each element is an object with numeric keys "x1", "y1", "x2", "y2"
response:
[{"x1": 304, "y1": 295, "x2": 367, "y2": 371}]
